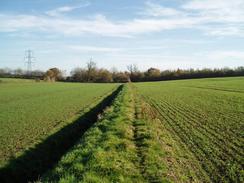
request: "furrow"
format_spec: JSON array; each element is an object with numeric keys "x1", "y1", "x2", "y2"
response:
[{"x1": 148, "y1": 99, "x2": 233, "y2": 183}]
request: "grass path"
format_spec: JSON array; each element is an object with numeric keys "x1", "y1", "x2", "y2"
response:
[
  {"x1": 42, "y1": 84, "x2": 214, "y2": 183},
  {"x1": 42, "y1": 84, "x2": 144, "y2": 182}
]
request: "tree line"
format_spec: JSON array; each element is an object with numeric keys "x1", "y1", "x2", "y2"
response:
[
  {"x1": 0, "y1": 62, "x2": 244, "y2": 83},
  {"x1": 0, "y1": 68, "x2": 44, "y2": 79}
]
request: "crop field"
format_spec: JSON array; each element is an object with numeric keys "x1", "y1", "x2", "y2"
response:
[
  {"x1": 41, "y1": 77, "x2": 243, "y2": 183},
  {"x1": 0, "y1": 78, "x2": 118, "y2": 168},
  {"x1": 0, "y1": 77, "x2": 243, "y2": 183},
  {"x1": 135, "y1": 77, "x2": 244, "y2": 182}
]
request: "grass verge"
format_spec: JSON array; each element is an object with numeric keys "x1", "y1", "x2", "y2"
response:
[{"x1": 42, "y1": 84, "x2": 144, "y2": 182}]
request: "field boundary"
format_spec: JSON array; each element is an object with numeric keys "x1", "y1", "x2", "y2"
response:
[{"x1": 0, "y1": 85, "x2": 123, "y2": 183}]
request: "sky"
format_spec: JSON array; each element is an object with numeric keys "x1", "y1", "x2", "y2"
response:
[{"x1": 0, "y1": 0, "x2": 244, "y2": 72}]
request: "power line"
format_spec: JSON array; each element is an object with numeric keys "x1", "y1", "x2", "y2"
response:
[{"x1": 24, "y1": 50, "x2": 35, "y2": 75}]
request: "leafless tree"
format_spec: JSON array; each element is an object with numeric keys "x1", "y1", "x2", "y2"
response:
[
  {"x1": 127, "y1": 64, "x2": 138, "y2": 75},
  {"x1": 86, "y1": 59, "x2": 97, "y2": 82}
]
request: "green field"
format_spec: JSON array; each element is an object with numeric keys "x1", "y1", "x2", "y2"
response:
[
  {"x1": 0, "y1": 77, "x2": 243, "y2": 183},
  {"x1": 135, "y1": 77, "x2": 244, "y2": 182},
  {"x1": 0, "y1": 79, "x2": 118, "y2": 167}
]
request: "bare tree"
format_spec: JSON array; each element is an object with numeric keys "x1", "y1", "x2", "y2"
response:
[
  {"x1": 86, "y1": 59, "x2": 97, "y2": 82},
  {"x1": 71, "y1": 67, "x2": 87, "y2": 82},
  {"x1": 127, "y1": 64, "x2": 138, "y2": 75},
  {"x1": 127, "y1": 64, "x2": 139, "y2": 82}
]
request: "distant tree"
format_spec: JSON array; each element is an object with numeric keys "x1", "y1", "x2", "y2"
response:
[
  {"x1": 111, "y1": 67, "x2": 118, "y2": 80},
  {"x1": 113, "y1": 72, "x2": 130, "y2": 83},
  {"x1": 175, "y1": 68, "x2": 182, "y2": 77},
  {"x1": 96, "y1": 69, "x2": 113, "y2": 83},
  {"x1": 44, "y1": 70, "x2": 55, "y2": 82},
  {"x1": 44, "y1": 68, "x2": 63, "y2": 82},
  {"x1": 1, "y1": 64, "x2": 244, "y2": 82},
  {"x1": 71, "y1": 68, "x2": 87, "y2": 82},
  {"x1": 86, "y1": 60, "x2": 97, "y2": 82},
  {"x1": 0, "y1": 68, "x2": 5, "y2": 76},
  {"x1": 13, "y1": 68, "x2": 24, "y2": 76},
  {"x1": 51, "y1": 68, "x2": 63, "y2": 80},
  {"x1": 236, "y1": 66, "x2": 244, "y2": 75},
  {"x1": 127, "y1": 64, "x2": 142, "y2": 82},
  {"x1": 124, "y1": 71, "x2": 131, "y2": 81},
  {"x1": 161, "y1": 70, "x2": 172, "y2": 80},
  {"x1": 127, "y1": 64, "x2": 138, "y2": 75},
  {"x1": 0, "y1": 68, "x2": 11, "y2": 77},
  {"x1": 145, "y1": 68, "x2": 160, "y2": 80},
  {"x1": 31, "y1": 70, "x2": 45, "y2": 78}
]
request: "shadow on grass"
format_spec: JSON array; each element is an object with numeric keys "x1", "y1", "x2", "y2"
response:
[{"x1": 0, "y1": 85, "x2": 123, "y2": 183}]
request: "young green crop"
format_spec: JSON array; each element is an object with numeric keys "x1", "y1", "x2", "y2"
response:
[
  {"x1": 135, "y1": 77, "x2": 244, "y2": 183},
  {"x1": 2, "y1": 77, "x2": 243, "y2": 183},
  {"x1": 0, "y1": 79, "x2": 117, "y2": 167}
]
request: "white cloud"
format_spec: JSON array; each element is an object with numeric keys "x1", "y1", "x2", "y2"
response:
[
  {"x1": 143, "y1": 1, "x2": 184, "y2": 17},
  {"x1": 183, "y1": 0, "x2": 243, "y2": 11},
  {"x1": 0, "y1": 13, "x2": 197, "y2": 37},
  {"x1": 142, "y1": 0, "x2": 244, "y2": 37},
  {"x1": 183, "y1": 0, "x2": 244, "y2": 23},
  {"x1": 0, "y1": 0, "x2": 244, "y2": 37},
  {"x1": 68, "y1": 45, "x2": 122, "y2": 52},
  {"x1": 203, "y1": 26, "x2": 244, "y2": 37},
  {"x1": 207, "y1": 50, "x2": 244, "y2": 60},
  {"x1": 46, "y1": 2, "x2": 90, "y2": 17}
]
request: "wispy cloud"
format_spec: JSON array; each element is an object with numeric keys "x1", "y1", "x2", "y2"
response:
[
  {"x1": 46, "y1": 2, "x2": 90, "y2": 17},
  {"x1": 0, "y1": 0, "x2": 244, "y2": 37},
  {"x1": 142, "y1": 1, "x2": 184, "y2": 17},
  {"x1": 202, "y1": 26, "x2": 244, "y2": 37},
  {"x1": 68, "y1": 45, "x2": 122, "y2": 52},
  {"x1": 0, "y1": 13, "x2": 196, "y2": 37},
  {"x1": 184, "y1": 0, "x2": 244, "y2": 22},
  {"x1": 207, "y1": 50, "x2": 244, "y2": 60},
  {"x1": 142, "y1": 0, "x2": 244, "y2": 37}
]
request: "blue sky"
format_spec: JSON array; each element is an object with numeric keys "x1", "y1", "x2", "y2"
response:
[{"x1": 0, "y1": 0, "x2": 244, "y2": 72}]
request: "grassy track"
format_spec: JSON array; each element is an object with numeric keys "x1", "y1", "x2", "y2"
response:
[
  {"x1": 0, "y1": 79, "x2": 117, "y2": 167},
  {"x1": 135, "y1": 77, "x2": 244, "y2": 183},
  {"x1": 42, "y1": 84, "x2": 144, "y2": 182},
  {"x1": 42, "y1": 85, "x2": 154, "y2": 182},
  {"x1": 42, "y1": 84, "x2": 215, "y2": 183}
]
